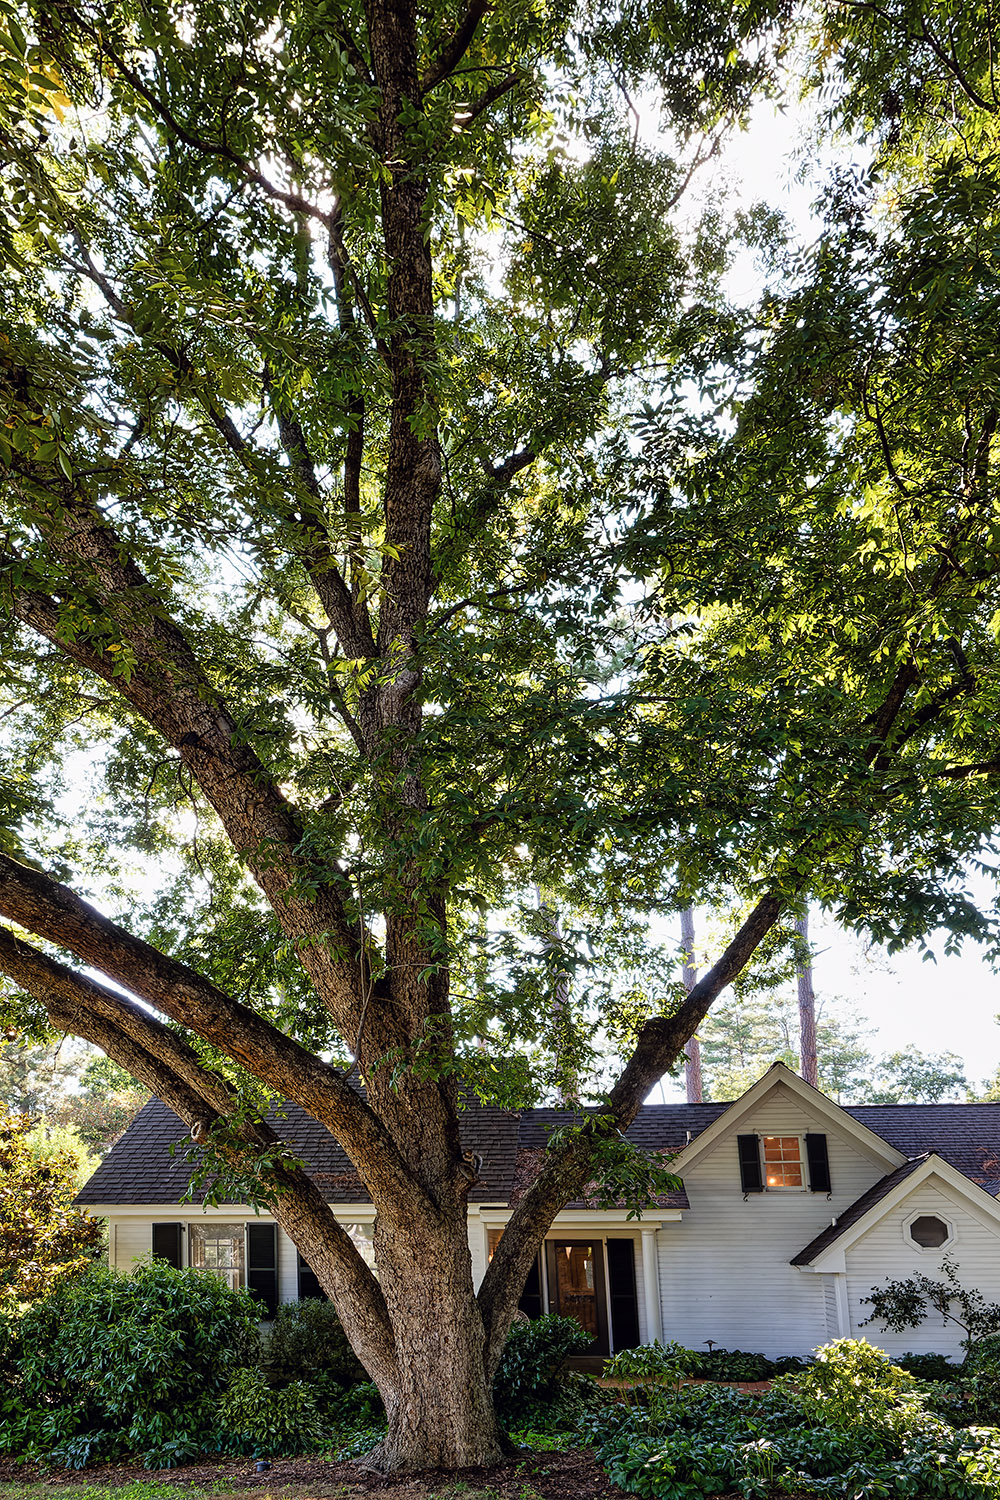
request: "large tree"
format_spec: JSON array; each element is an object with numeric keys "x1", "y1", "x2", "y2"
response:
[{"x1": 1, "y1": 0, "x2": 1000, "y2": 1473}]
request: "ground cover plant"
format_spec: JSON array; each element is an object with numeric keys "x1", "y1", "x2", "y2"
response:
[{"x1": 588, "y1": 1339, "x2": 1000, "y2": 1499}]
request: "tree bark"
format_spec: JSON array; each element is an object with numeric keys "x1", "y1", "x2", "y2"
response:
[
  {"x1": 797, "y1": 911, "x2": 819, "y2": 1088},
  {"x1": 682, "y1": 906, "x2": 703, "y2": 1103},
  {"x1": 367, "y1": 1207, "x2": 508, "y2": 1470}
]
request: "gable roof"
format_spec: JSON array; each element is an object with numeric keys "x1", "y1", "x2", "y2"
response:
[
  {"x1": 791, "y1": 1150, "x2": 1000, "y2": 1269},
  {"x1": 791, "y1": 1157, "x2": 929, "y2": 1265},
  {"x1": 667, "y1": 1063, "x2": 906, "y2": 1176},
  {"x1": 845, "y1": 1106, "x2": 1000, "y2": 1194}
]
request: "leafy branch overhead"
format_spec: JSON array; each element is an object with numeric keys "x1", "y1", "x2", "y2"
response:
[{"x1": 1, "y1": 0, "x2": 1000, "y2": 1471}]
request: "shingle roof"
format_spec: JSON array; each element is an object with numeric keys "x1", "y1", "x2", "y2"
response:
[
  {"x1": 75, "y1": 1096, "x2": 522, "y2": 1206},
  {"x1": 844, "y1": 1106, "x2": 1000, "y2": 1193},
  {"x1": 790, "y1": 1156, "x2": 930, "y2": 1266},
  {"x1": 75, "y1": 1093, "x2": 1000, "y2": 1211}
]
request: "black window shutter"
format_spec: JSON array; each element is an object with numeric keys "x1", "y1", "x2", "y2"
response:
[
  {"x1": 297, "y1": 1251, "x2": 328, "y2": 1302},
  {"x1": 246, "y1": 1222, "x2": 278, "y2": 1317},
  {"x1": 518, "y1": 1256, "x2": 543, "y2": 1320},
  {"x1": 806, "y1": 1134, "x2": 832, "y2": 1194},
  {"x1": 151, "y1": 1222, "x2": 183, "y2": 1268},
  {"x1": 606, "y1": 1238, "x2": 641, "y2": 1351},
  {"x1": 738, "y1": 1135, "x2": 763, "y2": 1193}
]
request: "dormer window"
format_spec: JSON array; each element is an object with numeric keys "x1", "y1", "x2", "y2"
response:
[
  {"x1": 763, "y1": 1136, "x2": 804, "y2": 1189},
  {"x1": 738, "y1": 1131, "x2": 831, "y2": 1195}
]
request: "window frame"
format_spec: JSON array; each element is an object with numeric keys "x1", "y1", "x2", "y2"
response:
[
  {"x1": 187, "y1": 1220, "x2": 248, "y2": 1291},
  {"x1": 760, "y1": 1133, "x2": 808, "y2": 1192},
  {"x1": 903, "y1": 1210, "x2": 954, "y2": 1252}
]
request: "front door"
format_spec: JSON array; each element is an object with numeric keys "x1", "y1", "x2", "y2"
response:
[{"x1": 545, "y1": 1240, "x2": 610, "y2": 1354}]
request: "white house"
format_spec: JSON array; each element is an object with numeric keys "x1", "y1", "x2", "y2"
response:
[{"x1": 75, "y1": 1062, "x2": 1000, "y2": 1361}]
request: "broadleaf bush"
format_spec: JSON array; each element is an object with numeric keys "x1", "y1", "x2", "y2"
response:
[
  {"x1": 259, "y1": 1297, "x2": 366, "y2": 1403},
  {"x1": 0, "y1": 1259, "x2": 261, "y2": 1467},
  {"x1": 493, "y1": 1314, "x2": 592, "y2": 1425},
  {"x1": 217, "y1": 1367, "x2": 326, "y2": 1456}
]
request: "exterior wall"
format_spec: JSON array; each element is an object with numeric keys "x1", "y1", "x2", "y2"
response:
[
  {"x1": 657, "y1": 1081, "x2": 898, "y2": 1358},
  {"x1": 845, "y1": 1182, "x2": 1000, "y2": 1362},
  {"x1": 101, "y1": 1207, "x2": 375, "y2": 1309},
  {"x1": 108, "y1": 1215, "x2": 152, "y2": 1271}
]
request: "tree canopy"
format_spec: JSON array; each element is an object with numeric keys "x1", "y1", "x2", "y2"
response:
[
  {"x1": 1, "y1": 0, "x2": 1000, "y2": 1470},
  {"x1": 0, "y1": 1111, "x2": 102, "y2": 1308}
]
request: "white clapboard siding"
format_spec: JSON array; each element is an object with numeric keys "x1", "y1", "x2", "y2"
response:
[
  {"x1": 111, "y1": 1216, "x2": 156, "y2": 1270},
  {"x1": 845, "y1": 1184, "x2": 997, "y2": 1361},
  {"x1": 656, "y1": 1082, "x2": 892, "y2": 1358},
  {"x1": 823, "y1": 1275, "x2": 840, "y2": 1339}
]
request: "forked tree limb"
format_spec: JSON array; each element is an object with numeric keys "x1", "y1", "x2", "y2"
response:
[
  {"x1": 0, "y1": 857, "x2": 426, "y2": 1213},
  {"x1": 0, "y1": 928, "x2": 400, "y2": 1381}
]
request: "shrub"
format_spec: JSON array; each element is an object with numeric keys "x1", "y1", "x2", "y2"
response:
[
  {"x1": 776, "y1": 1338, "x2": 925, "y2": 1437},
  {"x1": 604, "y1": 1340, "x2": 701, "y2": 1422},
  {"x1": 894, "y1": 1351, "x2": 960, "y2": 1383},
  {"x1": 589, "y1": 1340, "x2": 1000, "y2": 1499},
  {"x1": 259, "y1": 1298, "x2": 366, "y2": 1400},
  {"x1": 863, "y1": 1257, "x2": 1000, "y2": 1349},
  {"x1": 688, "y1": 1348, "x2": 808, "y2": 1382},
  {"x1": 0, "y1": 1259, "x2": 261, "y2": 1467},
  {"x1": 961, "y1": 1334, "x2": 1000, "y2": 1424},
  {"x1": 963, "y1": 1332, "x2": 1000, "y2": 1376},
  {"x1": 217, "y1": 1368, "x2": 326, "y2": 1457},
  {"x1": 0, "y1": 1112, "x2": 103, "y2": 1307},
  {"x1": 492, "y1": 1314, "x2": 592, "y2": 1425}
]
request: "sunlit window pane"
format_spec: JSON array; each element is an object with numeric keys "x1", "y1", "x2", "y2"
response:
[{"x1": 762, "y1": 1136, "x2": 803, "y2": 1188}]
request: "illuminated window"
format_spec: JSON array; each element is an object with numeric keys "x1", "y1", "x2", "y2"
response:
[
  {"x1": 487, "y1": 1227, "x2": 503, "y2": 1262},
  {"x1": 763, "y1": 1136, "x2": 803, "y2": 1189}
]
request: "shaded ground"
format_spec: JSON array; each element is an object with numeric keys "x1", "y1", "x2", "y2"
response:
[{"x1": 0, "y1": 1448, "x2": 631, "y2": 1500}]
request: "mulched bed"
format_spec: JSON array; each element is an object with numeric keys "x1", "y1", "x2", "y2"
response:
[{"x1": 0, "y1": 1448, "x2": 633, "y2": 1499}]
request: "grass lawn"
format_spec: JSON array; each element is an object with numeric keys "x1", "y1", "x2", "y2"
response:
[{"x1": 0, "y1": 1484, "x2": 527, "y2": 1500}]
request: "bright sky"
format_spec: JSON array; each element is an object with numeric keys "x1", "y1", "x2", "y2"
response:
[{"x1": 645, "y1": 95, "x2": 1000, "y2": 1099}]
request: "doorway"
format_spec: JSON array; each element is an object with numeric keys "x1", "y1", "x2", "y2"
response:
[{"x1": 545, "y1": 1241, "x2": 610, "y2": 1354}]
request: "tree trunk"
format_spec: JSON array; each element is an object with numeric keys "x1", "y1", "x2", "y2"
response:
[
  {"x1": 797, "y1": 911, "x2": 819, "y2": 1087},
  {"x1": 682, "y1": 906, "x2": 703, "y2": 1102},
  {"x1": 366, "y1": 1209, "x2": 507, "y2": 1471}
]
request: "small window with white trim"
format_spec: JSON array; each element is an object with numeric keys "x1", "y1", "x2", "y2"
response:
[
  {"x1": 189, "y1": 1222, "x2": 245, "y2": 1291},
  {"x1": 762, "y1": 1135, "x2": 804, "y2": 1189},
  {"x1": 907, "y1": 1213, "x2": 951, "y2": 1250}
]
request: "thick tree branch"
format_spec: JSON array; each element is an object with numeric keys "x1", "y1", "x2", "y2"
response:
[
  {"x1": 4, "y1": 509, "x2": 372, "y2": 1031},
  {"x1": 0, "y1": 925, "x2": 238, "y2": 1117},
  {"x1": 0, "y1": 925, "x2": 399, "y2": 1380},
  {"x1": 0, "y1": 854, "x2": 424, "y2": 1213}
]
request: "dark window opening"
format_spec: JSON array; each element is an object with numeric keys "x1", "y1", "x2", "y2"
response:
[{"x1": 909, "y1": 1214, "x2": 949, "y2": 1248}]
